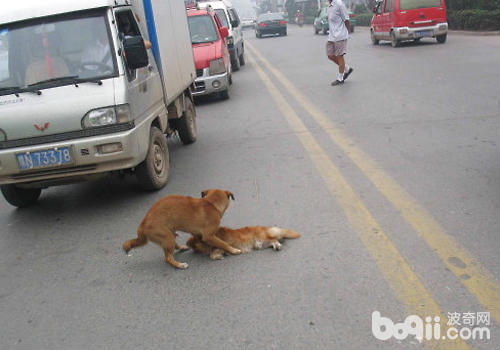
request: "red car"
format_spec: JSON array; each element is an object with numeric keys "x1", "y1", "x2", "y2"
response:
[
  {"x1": 371, "y1": 0, "x2": 448, "y2": 47},
  {"x1": 187, "y1": 7, "x2": 232, "y2": 99}
]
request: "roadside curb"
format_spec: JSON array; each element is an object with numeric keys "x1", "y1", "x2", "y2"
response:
[
  {"x1": 356, "y1": 25, "x2": 500, "y2": 36},
  {"x1": 448, "y1": 30, "x2": 500, "y2": 36}
]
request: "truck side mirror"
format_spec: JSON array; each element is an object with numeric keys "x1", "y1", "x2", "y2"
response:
[
  {"x1": 122, "y1": 35, "x2": 149, "y2": 70},
  {"x1": 219, "y1": 26, "x2": 229, "y2": 39},
  {"x1": 230, "y1": 19, "x2": 240, "y2": 28}
]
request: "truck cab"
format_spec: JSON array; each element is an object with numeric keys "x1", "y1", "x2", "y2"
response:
[
  {"x1": 187, "y1": 7, "x2": 231, "y2": 100},
  {"x1": 197, "y1": 0, "x2": 245, "y2": 72},
  {"x1": 371, "y1": 0, "x2": 448, "y2": 47},
  {"x1": 0, "y1": 0, "x2": 198, "y2": 207}
]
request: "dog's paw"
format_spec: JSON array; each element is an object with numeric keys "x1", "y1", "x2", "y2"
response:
[
  {"x1": 177, "y1": 262, "x2": 189, "y2": 269},
  {"x1": 176, "y1": 245, "x2": 190, "y2": 252},
  {"x1": 271, "y1": 241, "x2": 282, "y2": 251},
  {"x1": 231, "y1": 248, "x2": 242, "y2": 255},
  {"x1": 210, "y1": 253, "x2": 224, "y2": 260}
]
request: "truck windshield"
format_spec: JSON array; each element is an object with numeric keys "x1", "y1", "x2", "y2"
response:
[
  {"x1": 0, "y1": 11, "x2": 116, "y2": 96},
  {"x1": 188, "y1": 15, "x2": 219, "y2": 44},
  {"x1": 400, "y1": 0, "x2": 442, "y2": 10}
]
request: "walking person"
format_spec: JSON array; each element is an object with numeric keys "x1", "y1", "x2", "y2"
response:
[{"x1": 326, "y1": 0, "x2": 353, "y2": 86}]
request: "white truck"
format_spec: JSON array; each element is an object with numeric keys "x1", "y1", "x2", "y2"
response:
[{"x1": 0, "y1": 0, "x2": 198, "y2": 207}]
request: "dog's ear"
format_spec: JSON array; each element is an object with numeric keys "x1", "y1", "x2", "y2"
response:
[
  {"x1": 227, "y1": 191, "x2": 235, "y2": 200},
  {"x1": 201, "y1": 191, "x2": 207, "y2": 198}
]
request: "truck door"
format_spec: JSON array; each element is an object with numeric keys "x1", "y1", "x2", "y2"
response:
[
  {"x1": 228, "y1": 8, "x2": 242, "y2": 58},
  {"x1": 382, "y1": 0, "x2": 395, "y2": 37},
  {"x1": 114, "y1": 9, "x2": 163, "y2": 126}
]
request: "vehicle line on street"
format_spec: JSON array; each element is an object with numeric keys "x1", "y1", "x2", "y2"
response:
[
  {"x1": 246, "y1": 50, "x2": 469, "y2": 350},
  {"x1": 246, "y1": 42, "x2": 500, "y2": 326}
]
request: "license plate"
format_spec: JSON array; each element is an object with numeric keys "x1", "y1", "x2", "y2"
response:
[
  {"x1": 415, "y1": 30, "x2": 432, "y2": 38},
  {"x1": 16, "y1": 147, "x2": 73, "y2": 171}
]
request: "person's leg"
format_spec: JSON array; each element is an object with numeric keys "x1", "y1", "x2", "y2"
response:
[
  {"x1": 337, "y1": 54, "x2": 345, "y2": 75},
  {"x1": 328, "y1": 54, "x2": 339, "y2": 65}
]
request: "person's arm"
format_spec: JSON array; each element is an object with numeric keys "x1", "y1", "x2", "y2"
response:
[
  {"x1": 340, "y1": 3, "x2": 351, "y2": 33},
  {"x1": 345, "y1": 19, "x2": 351, "y2": 33}
]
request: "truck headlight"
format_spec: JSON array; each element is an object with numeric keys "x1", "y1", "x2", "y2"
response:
[
  {"x1": 226, "y1": 36, "x2": 234, "y2": 46},
  {"x1": 82, "y1": 104, "x2": 131, "y2": 128},
  {"x1": 209, "y1": 58, "x2": 226, "y2": 75},
  {"x1": 0, "y1": 128, "x2": 6, "y2": 141}
]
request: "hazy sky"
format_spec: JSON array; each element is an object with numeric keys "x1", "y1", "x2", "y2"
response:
[{"x1": 231, "y1": 0, "x2": 256, "y2": 18}]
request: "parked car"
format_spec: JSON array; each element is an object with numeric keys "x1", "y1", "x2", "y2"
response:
[
  {"x1": 187, "y1": 7, "x2": 232, "y2": 100},
  {"x1": 371, "y1": 0, "x2": 448, "y2": 47},
  {"x1": 241, "y1": 18, "x2": 256, "y2": 29},
  {"x1": 198, "y1": 1, "x2": 245, "y2": 71},
  {"x1": 255, "y1": 13, "x2": 287, "y2": 38},
  {"x1": 314, "y1": 7, "x2": 356, "y2": 35},
  {"x1": 0, "y1": 0, "x2": 198, "y2": 207}
]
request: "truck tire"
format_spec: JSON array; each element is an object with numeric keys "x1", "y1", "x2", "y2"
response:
[
  {"x1": 231, "y1": 53, "x2": 241, "y2": 71},
  {"x1": 1, "y1": 185, "x2": 41, "y2": 208},
  {"x1": 390, "y1": 31, "x2": 400, "y2": 47},
  {"x1": 371, "y1": 29, "x2": 379, "y2": 45},
  {"x1": 136, "y1": 126, "x2": 170, "y2": 191},
  {"x1": 219, "y1": 88, "x2": 230, "y2": 100},
  {"x1": 175, "y1": 97, "x2": 197, "y2": 144},
  {"x1": 436, "y1": 34, "x2": 447, "y2": 44},
  {"x1": 239, "y1": 52, "x2": 245, "y2": 66}
]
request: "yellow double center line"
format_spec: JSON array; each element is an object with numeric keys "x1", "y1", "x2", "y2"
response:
[
  {"x1": 246, "y1": 42, "x2": 496, "y2": 349},
  {"x1": 246, "y1": 42, "x2": 500, "y2": 328}
]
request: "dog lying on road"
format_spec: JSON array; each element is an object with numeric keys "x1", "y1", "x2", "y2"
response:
[
  {"x1": 122, "y1": 189, "x2": 240, "y2": 269},
  {"x1": 186, "y1": 226, "x2": 301, "y2": 260}
]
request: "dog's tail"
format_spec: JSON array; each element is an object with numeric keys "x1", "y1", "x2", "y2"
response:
[
  {"x1": 271, "y1": 227, "x2": 301, "y2": 239},
  {"x1": 122, "y1": 224, "x2": 148, "y2": 254}
]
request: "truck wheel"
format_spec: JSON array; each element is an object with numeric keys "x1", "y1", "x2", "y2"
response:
[
  {"x1": 390, "y1": 31, "x2": 400, "y2": 47},
  {"x1": 219, "y1": 88, "x2": 230, "y2": 100},
  {"x1": 239, "y1": 52, "x2": 245, "y2": 66},
  {"x1": 1, "y1": 185, "x2": 41, "y2": 208},
  {"x1": 176, "y1": 97, "x2": 197, "y2": 145},
  {"x1": 231, "y1": 54, "x2": 241, "y2": 72},
  {"x1": 436, "y1": 34, "x2": 447, "y2": 44},
  {"x1": 136, "y1": 126, "x2": 169, "y2": 191},
  {"x1": 371, "y1": 30, "x2": 379, "y2": 45}
]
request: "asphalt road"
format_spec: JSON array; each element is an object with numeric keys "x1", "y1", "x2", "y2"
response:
[{"x1": 1, "y1": 26, "x2": 499, "y2": 350}]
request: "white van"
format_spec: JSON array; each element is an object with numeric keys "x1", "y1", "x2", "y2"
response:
[
  {"x1": 0, "y1": 0, "x2": 198, "y2": 207},
  {"x1": 198, "y1": 0, "x2": 245, "y2": 71}
]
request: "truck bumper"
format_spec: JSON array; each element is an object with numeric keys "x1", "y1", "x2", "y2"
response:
[
  {"x1": 394, "y1": 22, "x2": 448, "y2": 40},
  {"x1": 0, "y1": 121, "x2": 150, "y2": 186},
  {"x1": 192, "y1": 70, "x2": 230, "y2": 97}
]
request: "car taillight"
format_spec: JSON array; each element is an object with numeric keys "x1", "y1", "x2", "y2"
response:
[
  {"x1": 258, "y1": 23, "x2": 266, "y2": 27},
  {"x1": 279, "y1": 20, "x2": 286, "y2": 25}
]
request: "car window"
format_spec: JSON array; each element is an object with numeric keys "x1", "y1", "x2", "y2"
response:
[
  {"x1": 116, "y1": 9, "x2": 143, "y2": 81},
  {"x1": 214, "y1": 9, "x2": 229, "y2": 28},
  {"x1": 384, "y1": 0, "x2": 394, "y2": 13},
  {"x1": 258, "y1": 13, "x2": 284, "y2": 22},
  {"x1": 400, "y1": 0, "x2": 441, "y2": 10},
  {"x1": 229, "y1": 8, "x2": 240, "y2": 25},
  {"x1": 0, "y1": 10, "x2": 117, "y2": 93},
  {"x1": 0, "y1": 29, "x2": 9, "y2": 82},
  {"x1": 188, "y1": 15, "x2": 219, "y2": 44}
]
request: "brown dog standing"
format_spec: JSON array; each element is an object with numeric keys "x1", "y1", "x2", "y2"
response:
[{"x1": 122, "y1": 189, "x2": 240, "y2": 269}]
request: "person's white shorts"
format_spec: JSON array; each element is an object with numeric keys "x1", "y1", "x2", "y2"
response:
[{"x1": 326, "y1": 40, "x2": 347, "y2": 57}]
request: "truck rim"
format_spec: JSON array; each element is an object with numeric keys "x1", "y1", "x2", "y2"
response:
[{"x1": 153, "y1": 142, "x2": 165, "y2": 176}]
